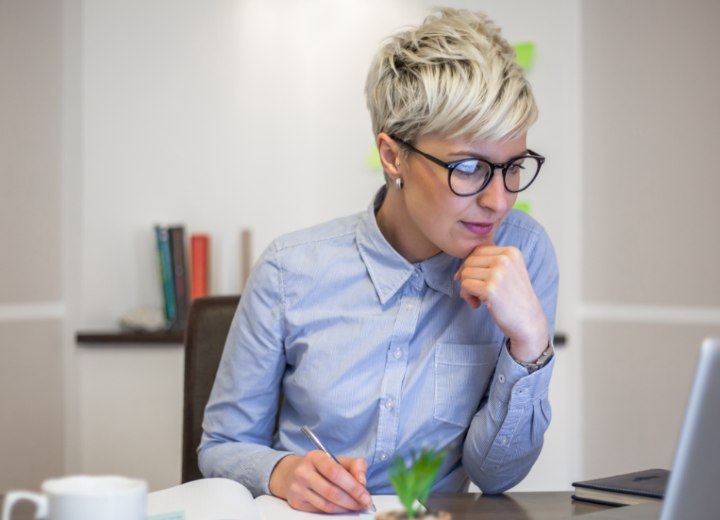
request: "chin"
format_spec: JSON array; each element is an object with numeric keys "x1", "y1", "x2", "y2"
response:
[
  {"x1": 447, "y1": 237, "x2": 494, "y2": 259},
  {"x1": 444, "y1": 244, "x2": 475, "y2": 260}
]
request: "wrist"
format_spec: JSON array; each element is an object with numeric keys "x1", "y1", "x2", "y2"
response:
[
  {"x1": 507, "y1": 333, "x2": 548, "y2": 362},
  {"x1": 269, "y1": 454, "x2": 299, "y2": 499}
]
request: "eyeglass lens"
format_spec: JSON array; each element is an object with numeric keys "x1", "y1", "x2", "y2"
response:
[{"x1": 449, "y1": 156, "x2": 541, "y2": 195}]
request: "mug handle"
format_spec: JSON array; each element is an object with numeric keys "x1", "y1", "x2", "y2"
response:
[{"x1": 1, "y1": 491, "x2": 48, "y2": 520}]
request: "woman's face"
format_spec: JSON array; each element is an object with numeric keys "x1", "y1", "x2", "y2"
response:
[{"x1": 391, "y1": 132, "x2": 527, "y2": 261}]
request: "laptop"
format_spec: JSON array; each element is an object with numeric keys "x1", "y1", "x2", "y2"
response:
[{"x1": 571, "y1": 337, "x2": 720, "y2": 520}]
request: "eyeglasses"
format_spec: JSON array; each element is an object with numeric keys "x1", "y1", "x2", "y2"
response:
[{"x1": 393, "y1": 137, "x2": 545, "y2": 196}]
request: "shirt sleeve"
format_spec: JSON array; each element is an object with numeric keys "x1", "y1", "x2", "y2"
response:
[
  {"x1": 198, "y1": 243, "x2": 292, "y2": 497},
  {"x1": 462, "y1": 224, "x2": 559, "y2": 494}
]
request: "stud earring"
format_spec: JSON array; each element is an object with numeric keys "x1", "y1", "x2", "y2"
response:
[{"x1": 395, "y1": 177, "x2": 404, "y2": 190}]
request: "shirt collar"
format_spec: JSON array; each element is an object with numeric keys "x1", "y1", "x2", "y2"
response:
[{"x1": 356, "y1": 186, "x2": 460, "y2": 304}]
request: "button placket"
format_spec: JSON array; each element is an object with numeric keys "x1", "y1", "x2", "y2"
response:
[{"x1": 373, "y1": 277, "x2": 424, "y2": 465}]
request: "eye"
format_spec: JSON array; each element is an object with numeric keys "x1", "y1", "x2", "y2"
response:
[
  {"x1": 451, "y1": 159, "x2": 487, "y2": 176},
  {"x1": 506, "y1": 160, "x2": 525, "y2": 175}
]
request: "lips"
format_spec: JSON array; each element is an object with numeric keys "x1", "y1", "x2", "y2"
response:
[{"x1": 461, "y1": 221, "x2": 494, "y2": 236}]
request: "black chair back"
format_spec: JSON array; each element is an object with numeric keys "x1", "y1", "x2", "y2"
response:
[{"x1": 181, "y1": 295, "x2": 240, "y2": 483}]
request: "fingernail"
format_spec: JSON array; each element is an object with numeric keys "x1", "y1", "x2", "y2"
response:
[
  {"x1": 361, "y1": 493, "x2": 371, "y2": 505},
  {"x1": 359, "y1": 473, "x2": 367, "y2": 486}
]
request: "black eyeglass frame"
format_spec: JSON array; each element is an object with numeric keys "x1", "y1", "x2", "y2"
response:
[{"x1": 393, "y1": 137, "x2": 545, "y2": 196}]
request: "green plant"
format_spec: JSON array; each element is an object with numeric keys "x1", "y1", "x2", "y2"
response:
[{"x1": 388, "y1": 447, "x2": 447, "y2": 518}]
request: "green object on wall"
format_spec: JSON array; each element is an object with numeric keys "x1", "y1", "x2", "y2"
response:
[
  {"x1": 514, "y1": 199, "x2": 532, "y2": 214},
  {"x1": 513, "y1": 41, "x2": 536, "y2": 70}
]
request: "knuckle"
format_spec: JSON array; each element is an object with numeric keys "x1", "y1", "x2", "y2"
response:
[
  {"x1": 325, "y1": 486, "x2": 343, "y2": 502},
  {"x1": 326, "y1": 465, "x2": 341, "y2": 482},
  {"x1": 485, "y1": 281, "x2": 497, "y2": 297}
]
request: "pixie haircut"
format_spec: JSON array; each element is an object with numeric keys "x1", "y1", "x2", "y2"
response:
[{"x1": 365, "y1": 8, "x2": 537, "y2": 144}]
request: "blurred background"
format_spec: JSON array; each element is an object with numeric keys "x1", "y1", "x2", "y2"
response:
[{"x1": 1, "y1": 0, "x2": 719, "y2": 493}]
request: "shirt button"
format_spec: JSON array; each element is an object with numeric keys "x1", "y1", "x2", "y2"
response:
[
  {"x1": 385, "y1": 399, "x2": 394, "y2": 410},
  {"x1": 405, "y1": 303, "x2": 413, "y2": 311},
  {"x1": 501, "y1": 436, "x2": 509, "y2": 445},
  {"x1": 393, "y1": 349, "x2": 402, "y2": 359},
  {"x1": 498, "y1": 374, "x2": 506, "y2": 383},
  {"x1": 379, "y1": 452, "x2": 388, "y2": 461}
]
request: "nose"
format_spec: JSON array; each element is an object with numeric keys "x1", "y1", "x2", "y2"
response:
[{"x1": 476, "y1": 168, "x2": 511, "y2": 212}]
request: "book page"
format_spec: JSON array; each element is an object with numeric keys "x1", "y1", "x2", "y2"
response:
[
  {"x1": 147, "y1": 478, "x2": 259, "y2": 520},
  {"x1": 256, "y1": 494, "x2": 404, "y2": 519}
]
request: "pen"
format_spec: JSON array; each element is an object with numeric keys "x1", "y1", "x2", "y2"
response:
[{"x1": 300, "y1": 425, "x2": 377, "y2": 513}]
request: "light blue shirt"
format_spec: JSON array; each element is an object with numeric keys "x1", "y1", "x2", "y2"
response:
[{"x1": 199, "y1": 188, "x2": 559, "y2": 497}]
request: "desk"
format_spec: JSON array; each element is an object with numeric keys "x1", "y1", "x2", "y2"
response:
[
  {"x1": 427, "y1": 492, "x2": 609, "y2": 519},
  {"x1": 2, "y1": 492, "x2": 609, "y2": 519}
]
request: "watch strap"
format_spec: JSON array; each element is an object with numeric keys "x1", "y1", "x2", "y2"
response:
[{"x1": 509, "y1": 340, "x2": 554, "y2": 374}]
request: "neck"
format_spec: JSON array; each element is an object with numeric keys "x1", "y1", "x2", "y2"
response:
[{"x1": 376, "y1": 186, "x2": 441, "y2": 263}]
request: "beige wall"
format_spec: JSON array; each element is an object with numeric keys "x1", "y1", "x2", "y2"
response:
[
  {"x1": 0, "y1": 321, "x2": 65, "y2": 489},
  {"x1": 579, "y1": 0, "x2": 720, "y2": 479},
  {"x1": 580, "y1": 322, "x2": 720, "y2": 477},
  {"x1": 0, "y1": 0, "x2": 63, "y2": 304},
  {"x1": 0, "y1": 0, "x2": 67, "y2": 490}
]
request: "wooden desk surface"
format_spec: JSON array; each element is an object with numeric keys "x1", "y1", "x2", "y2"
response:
[
  {"x1": 426, "y1": 492, "x2": 609, "y2": 519},
  {"x1": 1, "y1": 491, "x2": 609, "y2": 519}
]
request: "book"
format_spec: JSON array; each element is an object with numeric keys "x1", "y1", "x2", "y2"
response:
[
  {"x1": 189, "y1": 233, "x2": 209, "y2": 300},
  {"x1": 168, "y1": 225, "x2": 189, "y2": 331},
  {"x1": 154, "y1": 225, "x2": 176, "y2": 325},
  {"x1": 146, "y1": 477, "x2": 403, "y2": 520},
  {"x1": 571, "y1": 468, "x2": 669, "y2": 507}
]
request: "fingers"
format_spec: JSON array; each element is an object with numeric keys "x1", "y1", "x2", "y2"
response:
[
  {"x1": 313, "y1": 454, "x2": 372, "y2": 511},
  {"x1": 460, "y1": 245, "x2": 522, "y2": 271},
  {"x1": 455, "y1": 263, "x2": 503, "y2": 308},
  {"x1": 280, "y1": 452, "x2": 371, "y2": 514},
  {"x1": 341, "y1": 456, "x2": 369, "y2": 486},
  {"x1": 454, "y1": 246, "x2": 524, "y2": 304}
]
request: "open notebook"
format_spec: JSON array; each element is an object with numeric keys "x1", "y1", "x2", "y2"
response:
[
  {"x1": 146, "y1": 477, "x2": 404, "y2": 520},
  {"x1": 571, "y1": 337, "x2": 720, "y2": 520}
]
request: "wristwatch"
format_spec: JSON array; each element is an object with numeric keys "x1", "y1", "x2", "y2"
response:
[{"x1": 508, "y1": 340, "x2": 554, "y2": 374}]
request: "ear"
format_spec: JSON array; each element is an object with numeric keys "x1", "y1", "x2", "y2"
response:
[{"x1": 376, "y1": 132, "x2": 402, "y2": 179}]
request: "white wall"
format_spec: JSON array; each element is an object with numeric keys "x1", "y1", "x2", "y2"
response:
[
  {"x1": 74, "y1": 0, "x2": 582, "y2": 491},
  {"x1": 79, "y1": 0, "x2": 579, "y2": 329}
]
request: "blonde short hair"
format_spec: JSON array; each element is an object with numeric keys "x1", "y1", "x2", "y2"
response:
[{"x1": 365, "y1": 8, "x2": 537, "y2": 143}]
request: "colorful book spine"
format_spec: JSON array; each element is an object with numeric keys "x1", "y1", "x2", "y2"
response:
[
  {"x1": 190, "y1": 233, "x2": 209, "y2": 300},
  {"x1": 154, "y1": 225, "x2": 176, "y2": 326},
  {"x1": 168, "y1": 225, "x2": 189, "y2": 331}
]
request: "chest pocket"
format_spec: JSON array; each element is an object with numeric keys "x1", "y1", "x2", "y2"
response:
[{"x1": 434, "y1": 342, "x2": 499, "y2": 427}]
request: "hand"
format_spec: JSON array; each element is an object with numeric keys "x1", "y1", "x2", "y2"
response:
[
  {"x1": 268, "y1": 452, "x2": 372, "y2": 513},
  {"x1": 454, "y1": 244, "x2": 548, "y2": 361}
]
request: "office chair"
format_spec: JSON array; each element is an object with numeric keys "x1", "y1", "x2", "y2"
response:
[{"x1": 181, "y1": 294, "x2": 240, "y2": 483}]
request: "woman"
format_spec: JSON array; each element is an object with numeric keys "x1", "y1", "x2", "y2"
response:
[{"x1": 199, "y1": 7, "x2": 558, "y2": 514}]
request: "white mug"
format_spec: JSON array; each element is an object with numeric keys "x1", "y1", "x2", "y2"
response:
[{"x1": 1, "y1": 475, "x2": 147, "y2": 520}]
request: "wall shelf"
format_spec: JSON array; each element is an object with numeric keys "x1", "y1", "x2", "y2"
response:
[
  {"x1": 76, "y1": 330, "x2": 184, "y2": 345},
  {"x1": 76, "y1": 331, "x2": 567, "y2": 347}
]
